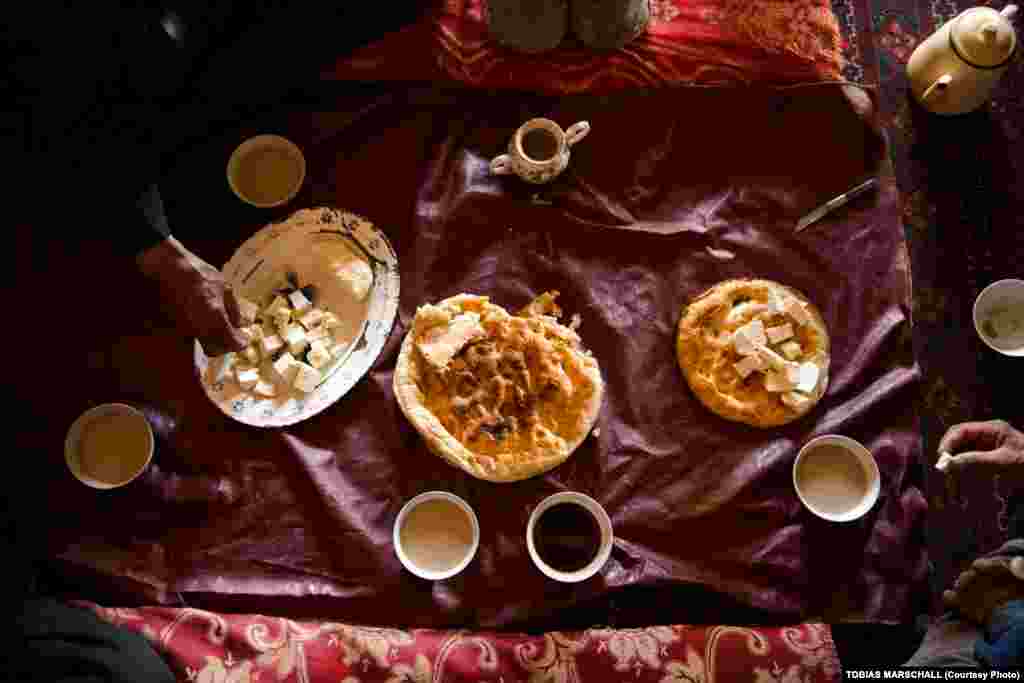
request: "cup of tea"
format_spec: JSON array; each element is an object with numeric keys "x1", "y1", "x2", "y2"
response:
[
  {"x1": 793, "y1": 435, "x2": 881, "y2": 522},
  {"x1": 527, "y1": 491, "x2": 613, "y2": 583},
  {"x1": 227, "y1": 134, "x2": 306, "y2": 208},
  {"x1": 393, "y1": 491, "x2": 480, "y2": 580},
  {"x1": 65, "y1": 403, "x2": 155, "y2": 490},
  {"x1": 973, "y1": 278, "x2": 1024, "y2": 357}
]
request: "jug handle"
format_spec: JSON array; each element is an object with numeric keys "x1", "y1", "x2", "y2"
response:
[
  {"x1": 922, "y1": 74, "x2": 953, "y2": 102},
  {"x1": 565, "y1": 121, "x2": 591, "y2": 147},
  {"x1": 1001, "y1": 4, "x2": 1017, "y2": 19},
  {"x1": 490, "y1": 154, "x2": 513, "y2": 175}
]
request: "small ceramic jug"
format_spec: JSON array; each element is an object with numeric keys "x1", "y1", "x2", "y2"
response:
[
  {"x1": 490, "y1": 118, "x2": 590, "y2": 184},
  {"x1": 907, "y1": 4, "x2": 1018, "y2": 115}
]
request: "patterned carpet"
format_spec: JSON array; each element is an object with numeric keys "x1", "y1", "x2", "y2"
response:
[{"x1": 834, "y1": 0, "x2": 1023, "y2": 601}]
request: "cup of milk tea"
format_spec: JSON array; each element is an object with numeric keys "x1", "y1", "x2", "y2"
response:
[
  {"x1": 393, "y1": 491, "x2": 479, "y2": 580},
  {"x1": 65, "y1": 403, "x2": 154, "y2": 489},
  {"x1": 793, "y1": 435, "x2": 880, "y2": 522},
  {"x1": 227, "y1": 134, "x2": 306, "y2": 208}
]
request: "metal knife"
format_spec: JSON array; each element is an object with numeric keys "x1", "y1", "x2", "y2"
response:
[{"x1": 795, "y1": 177, "x2": 878, "y2": 233}]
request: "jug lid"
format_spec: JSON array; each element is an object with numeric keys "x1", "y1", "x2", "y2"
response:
[{"x1": 951, "y1": 6, "x2": 1017, "y2": 68}]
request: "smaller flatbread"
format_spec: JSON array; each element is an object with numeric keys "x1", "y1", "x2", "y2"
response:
[{"x1": 676, "y1": 279, "x2": 830, "y2": 428}]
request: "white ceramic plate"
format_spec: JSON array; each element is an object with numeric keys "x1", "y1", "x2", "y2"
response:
[{"x1": 195, "y1": 208, "x2": 400, "y2": 427}]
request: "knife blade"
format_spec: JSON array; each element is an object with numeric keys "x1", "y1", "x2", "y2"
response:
[{"x1": 795, "y1": 177, "x2": 878, "y2": 233}]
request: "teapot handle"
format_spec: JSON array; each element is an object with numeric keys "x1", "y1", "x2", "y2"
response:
[
  {"x1": 922, "y1": 74, "x2": 953, "y2": 102},
  {"x1": 1001, "y1": 4, "x2": 1017, "y2": 19}
]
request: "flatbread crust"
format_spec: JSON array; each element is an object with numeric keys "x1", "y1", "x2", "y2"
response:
[
  {"x1": 394, "y1": 293, "x2": 603, "y2": 482},
  {"x1": 676, "y1": 279, "x2": 830, "y2": 428}
]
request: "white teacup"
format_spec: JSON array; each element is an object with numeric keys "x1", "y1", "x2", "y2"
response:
[
  {"x1": 227, "y1": 134, "x2": 306, "y2": 208},
  {"x1": 974, "y1": 279, "x2": 1024, "y2": 357},
  {"x1": 526, "y1": 491, "x2": 613, "y2": 583},
  {"x1": 393, "y1": 491, "x2": 479, "y2": 580},
  {"x1": 490, "y1": 118, "x2": 590, "y2": 184},
  {"x1": 793, "y1": 435, "x2": 880, "y2": 522},
  {"x1": 65, "y1": 404, "x2": 154, "y2": 490}
]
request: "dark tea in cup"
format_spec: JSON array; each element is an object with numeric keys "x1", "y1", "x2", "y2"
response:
[{"x1": 532, "y1": 501, "x2": 601, "y2": 572}]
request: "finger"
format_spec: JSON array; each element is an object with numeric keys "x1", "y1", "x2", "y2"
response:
[
  {"x1": 945, "y1": 448, "x2": 1014, "y2": 474},
  {"x1": 953, "y1": 569, "x2": 977, "y2": 591},
  {"x1": 939, "y1": 420, "x2": 1005, "y2": 455},
  {"x1": 223, "y1": 286, "x2": 245, "y2": 328},
  {"x1": 972, "y1": 557, "x2": 1014, "y2": 576},
  {"x1": 1011, "y1": 557, "x2": 1024, "y2": 581}
]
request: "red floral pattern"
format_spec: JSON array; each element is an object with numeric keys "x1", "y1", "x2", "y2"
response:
[{"x1": 76, "y1": 602, "x2": 840, "y2": 682}]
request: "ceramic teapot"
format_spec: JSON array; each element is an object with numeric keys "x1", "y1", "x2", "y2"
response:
[{"x1": 907, "y1": 4, "x2": 1018, "y2": 115}]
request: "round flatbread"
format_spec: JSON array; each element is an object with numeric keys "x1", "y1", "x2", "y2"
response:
[
  {"x1": 676, "y1": 279, "x2": 830, "y2": 428},
  {"x1": 394, "y1": 293, "x2": 603, "y2": 482}
]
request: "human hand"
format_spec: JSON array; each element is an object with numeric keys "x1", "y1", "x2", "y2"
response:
[
  {"x1": 938, "y1": 420, "x2": 1024, "y2": 490},
  {"x1": 943, "y1": 552, "x2": 1024, "y2": 625},
  {"x1": 137, "y1": 237, "x2": 248, "y2": 357}
]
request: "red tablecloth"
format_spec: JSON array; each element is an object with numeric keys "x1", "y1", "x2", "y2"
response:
[
  {"x1": 27, "y1": 81, "x2": 928, "y2": 627},
  {"x1": 76, "y1": 601, "x2": 841, "y2": 683}
]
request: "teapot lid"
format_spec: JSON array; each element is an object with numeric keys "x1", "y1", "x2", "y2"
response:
[{"x1": 951, "y1": 6, "x2": 1017, "y2": 68}]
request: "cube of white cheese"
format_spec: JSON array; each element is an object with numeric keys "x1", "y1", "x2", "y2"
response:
[
  {"x1": 784, "y1": 297, "x2": 812, "y2": 326},
  {"x1": 733, "y1": 354, "x2": 764, "y2": 379},
  {"x1": 779, "y1": 340, "x2": 803, "y2": 360},
  {"x1": 211, "y1": 353, "x2": 237, "y2": 384},
  {"x1": 235, "y1": 367, "x2": 261, "y2": 390},
  {"x1": 795, "y1": 362, "x2": 820, "y2": 393},
  {"x1": 307, "y1": 340, "x2": 331, "y2": 369},
  {"x1": 306, "y1": 325, "x2": 329, "y2": 343},
  {"x1": 768, "y1": 290, "x2": 788, "y2": 315},
  {"x1": 242, "y1": 345, "x2": 260, "y2": 365},
  {"x1": 282, "y1": 324, "x2": 308, "y2": 355},
  {"x1": 298, "y1": 308, "x2": 325, "y2": 330},
  {"x1": 936, "y1": 451, "x2": 954, "y2": 472},
  {"x1": 416, "y1": 312, "x2": 486, "y2": 369},
  {"x1": 263, "y1": 295, "x2": 289, "y2": 319},
  {"x1": 260, "y1": 334, "x2": 284, "y2": 358},
  {"x1": 239, "y1": 325, "x2": 262, "y2": 344},
  {"x1": 253, "y1": 380, "x2": 277, "y2": 398},
  {"x1": 293, "y1": 362, "x2": 321, "y2": 393},
  {"x1": 763, "y1": 369, "x2": 797, "y2": 393},
  {"x1": 288, "y1": 290, "x2": 312, "y2": 313},
  {"x1": 236, "y1": 296, "x2": 260, "y2": 324},
  {"x1": 732, "y1": 319, "x2": 767, "y2": 356},
  {"x1": 272, "y1": 306, "x2": 292, "y2": 330},
  {"x1": 755, "y1": 345, "x2": 791, "y2": 372},
  {"x1": 766, "y1": 323, "x2": 794, "y2": 344},
  {"x1": 272, "y1": 352, "x2": 298, "y2": 383},
  {"x1": 780, "y1": 391, "x2": 811, "y2": 409}
]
